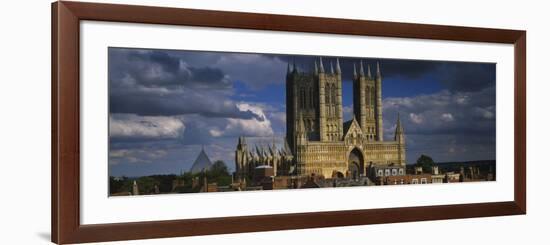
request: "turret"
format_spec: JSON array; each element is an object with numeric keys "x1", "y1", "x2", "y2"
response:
[
  {"x1": 296, "y1": 114, "x2": 308, "y2": 145},
  {"x1": 353, "y1": 60, "x2": 370, "y2": 135},
  {"x1": 353, "y1": 63, "x2": 358, "y2": 79},
  {"x1": 319, "y1": 57, "x2": 325, "y2": 73},
  {"x1": 255, "y1": 145, "x2": 262, "y2": 159},
  {"x1": 236, "y1": 136, "x2": 247, "y2": 150},
  {"x1": 394, "y1": 112, "x2": 406, "y2": 165},
  {"x1": 336, "y1": 58, "x2": 341, "y2": 74},
  {"x1": 375, "y1": 61, "x2": 383, "y2": 141},
  {"x1": 394, "y1": 113, "x2": 405, "y2": 144},
  {"x1": 367, "y1": 64, "x2": 372, "y2": 78},
  {"x1": 376, "y1": 61, "x2": 382, "y2": 78},
  {"x1": 235, "y1": 136, "x2": 249, "y2": 179},
  {"x1": 314, "y1": 60, "x2": 319, "y2": 74},
  {"x1": 287, "y1": 63, "x2": 291, "y2": 76}
]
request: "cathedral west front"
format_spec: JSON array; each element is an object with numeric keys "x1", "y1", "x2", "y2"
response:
[{"x1": 235, "y1": 58, "x2": 405, "y2": 182}]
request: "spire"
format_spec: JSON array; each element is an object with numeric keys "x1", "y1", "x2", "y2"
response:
[
  {"x1": 314, "y1": 60, "x2": 319, "y2": 74},
  {"x1": 238, "y1": 136, "x2": 246, "y2": 147},
  {"x1": 396, "y1": 113, "x2": 402, "y2": 131},
  {"x1": 376, "y1": 61, "x2": 381, "y2": 78},
  {"x1": 269, "y1": 142, "x2": 276, "y2": 155},
  {"x1": 287, "y1": 63, "x2": 291, "y2": 75},
  {"x1": 298, "y1": 113, "x2": 305, "y2": 132},
  {"x1": 284, "y1": 137, "x2": 292, "y2": 155},
  {"x1": 353, "y1": 63, "x2": 357, "y2": 78},
  {"x1": 336, "y1": 58, "x2": 341, "y2": 74},
  {"x1": 297, "y1": 114, "x2": 307, "y2": 144},
  {"x1": 255, "y1": 144, "x2": 262, "y2": 156},
  {"x1": 394, "y1": 112, "x2": 405, "y2": 142},
  {"x1": 367, "y1": 64, "x2": 372, "y2": 78},
  {"x1": 359, "y1": 60, "x2": 365, "y2": 76},
  {"x1": 330, "y1": 61, "x2": 334, "y2": 74},
  {"x1": 263, "y1": 144, "x2": 269, "y2": 157},
  {"x1": 319, "y1": 57, "x2": 325, "y2": 73},
  {"x1": 293, "y1": 60, "x2": 297, "y2": 73},
  {"x1": 271, "y1": 136, "x2": 276, "y2": 154},
  {"x1": 266, "y1": 144, "x2": 273, "y2": 157}
]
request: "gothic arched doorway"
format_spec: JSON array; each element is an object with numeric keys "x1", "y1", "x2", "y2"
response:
[
  {"x1": 332, "y1": 171, "x2": 345, "y2": 179},
  {"x1": 348, "y1": 148, "x2": 364, "y2": 180}
]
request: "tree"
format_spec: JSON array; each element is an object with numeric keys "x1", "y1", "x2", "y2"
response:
[
  {"x1": 206, "y1": 160, "x2": 232, "y2": 186},
  {"x1": 415, "y1": 154, "x2": 435, "y2": 173},
  {"x1": 136, "y1": 176, "x2": 160, "y2": 195},
  {"x1": 210, "y1": 160, "x2": 229, "y2": 176},
  {"x1": 109, "y1": 176, "x2": 129, "y2": 194}
]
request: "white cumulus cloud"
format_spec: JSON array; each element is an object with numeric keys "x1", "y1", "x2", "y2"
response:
[
  {"x1": 440, "y1": 113, "x2": 454, "y2": 122},
  {"x1": 110, "y1": 114, "x2": 185, "y2": 139},
  {"x1": 209, "y1": 103, "x2": 274, "y2": 137},
  {"x1": 409, "y1": 113, "x2": 424, "y2": 124}
]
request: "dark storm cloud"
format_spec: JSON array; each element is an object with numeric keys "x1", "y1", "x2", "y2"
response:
[
  {"x1": 109, "y1": 48, "x2": 264, "y2": 119},
  {"x1": 436, "y1": 62, "x2": 496, "y2": 92},
  {"x1": 269, "y1": 54, "x2": 495, "y2": 93},
  {"x1": 110, "y1": 48, "x2": 232, "y2": 89},
  {"x1": 109, "y1": 88, "x2": 260, "y2": 119}
]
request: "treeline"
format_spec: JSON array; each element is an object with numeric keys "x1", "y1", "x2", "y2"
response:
[
  {"x1": 408, "y1": 154, "x2": 495, "y2": 174},
  {"x1": 109, "y1": 160, "x2": 232, "y2": 195}
]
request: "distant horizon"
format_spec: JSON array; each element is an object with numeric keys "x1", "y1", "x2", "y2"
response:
[{"x1": 108, "y1": 47, "x2": 496, "y2": 177}]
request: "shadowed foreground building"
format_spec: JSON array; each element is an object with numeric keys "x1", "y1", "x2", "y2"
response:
[{"x1": 235, "y1": 58, "x2": 406, "y2": 181}]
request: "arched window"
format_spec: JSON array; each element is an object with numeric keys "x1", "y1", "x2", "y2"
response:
[
  {"x1": 366, "y1": 87, "x2": 370, "y2": 106},
  {"x1": 331, "y1": 84, "x2": 337, "y2": 106},
  {"x1": 325, "y1": 83, "x2": 330, "y2": 104},
  {"x1": 308, "y1": 87, "x2": 313, "y2": 108},
  {"x1": 300, "y1": 88, "x2": 306, "y2": 108}
]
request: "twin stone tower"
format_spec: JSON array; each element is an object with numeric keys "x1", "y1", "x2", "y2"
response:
[{"x1": 235, "y1": 58, "x2": 405, "y2": 180}]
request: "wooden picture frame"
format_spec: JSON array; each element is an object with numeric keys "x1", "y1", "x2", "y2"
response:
[{"x1": 51, "y1": 1, "x2": 526, "y2": 244}]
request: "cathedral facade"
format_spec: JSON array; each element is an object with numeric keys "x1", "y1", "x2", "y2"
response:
[{"x1": 235, "y1": 58, "x2": 405, "y2": 181}]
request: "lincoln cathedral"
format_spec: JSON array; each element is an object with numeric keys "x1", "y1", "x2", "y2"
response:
[{"x1": 235, "y1": 58, "x2": 406, "y2": 183}]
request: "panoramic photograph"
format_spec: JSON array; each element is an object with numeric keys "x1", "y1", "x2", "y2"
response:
[{"x1": 108, "y1": 47, "x2": 496, "y2": 196}]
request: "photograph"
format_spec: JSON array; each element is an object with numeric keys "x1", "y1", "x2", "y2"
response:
[
  {"x1": 108, "y1": 48, "x2": 497, "y2": 196},
  {"x1": 1, "y1": 0, "x2": 540, "y2": 244}
]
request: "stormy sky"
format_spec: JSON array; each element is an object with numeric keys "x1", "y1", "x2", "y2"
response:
[{"x1": 108, "y1": 47, "x2": 496, "y2": 177}]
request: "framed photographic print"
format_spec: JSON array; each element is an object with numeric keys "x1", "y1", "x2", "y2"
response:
[{"x1": 52, "y1": 1, "x2": 526, "y2": 244}]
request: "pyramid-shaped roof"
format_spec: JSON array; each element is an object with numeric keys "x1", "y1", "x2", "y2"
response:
[{"x1": 189, "y1": 148, "x2": 213, "y2": 174}]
